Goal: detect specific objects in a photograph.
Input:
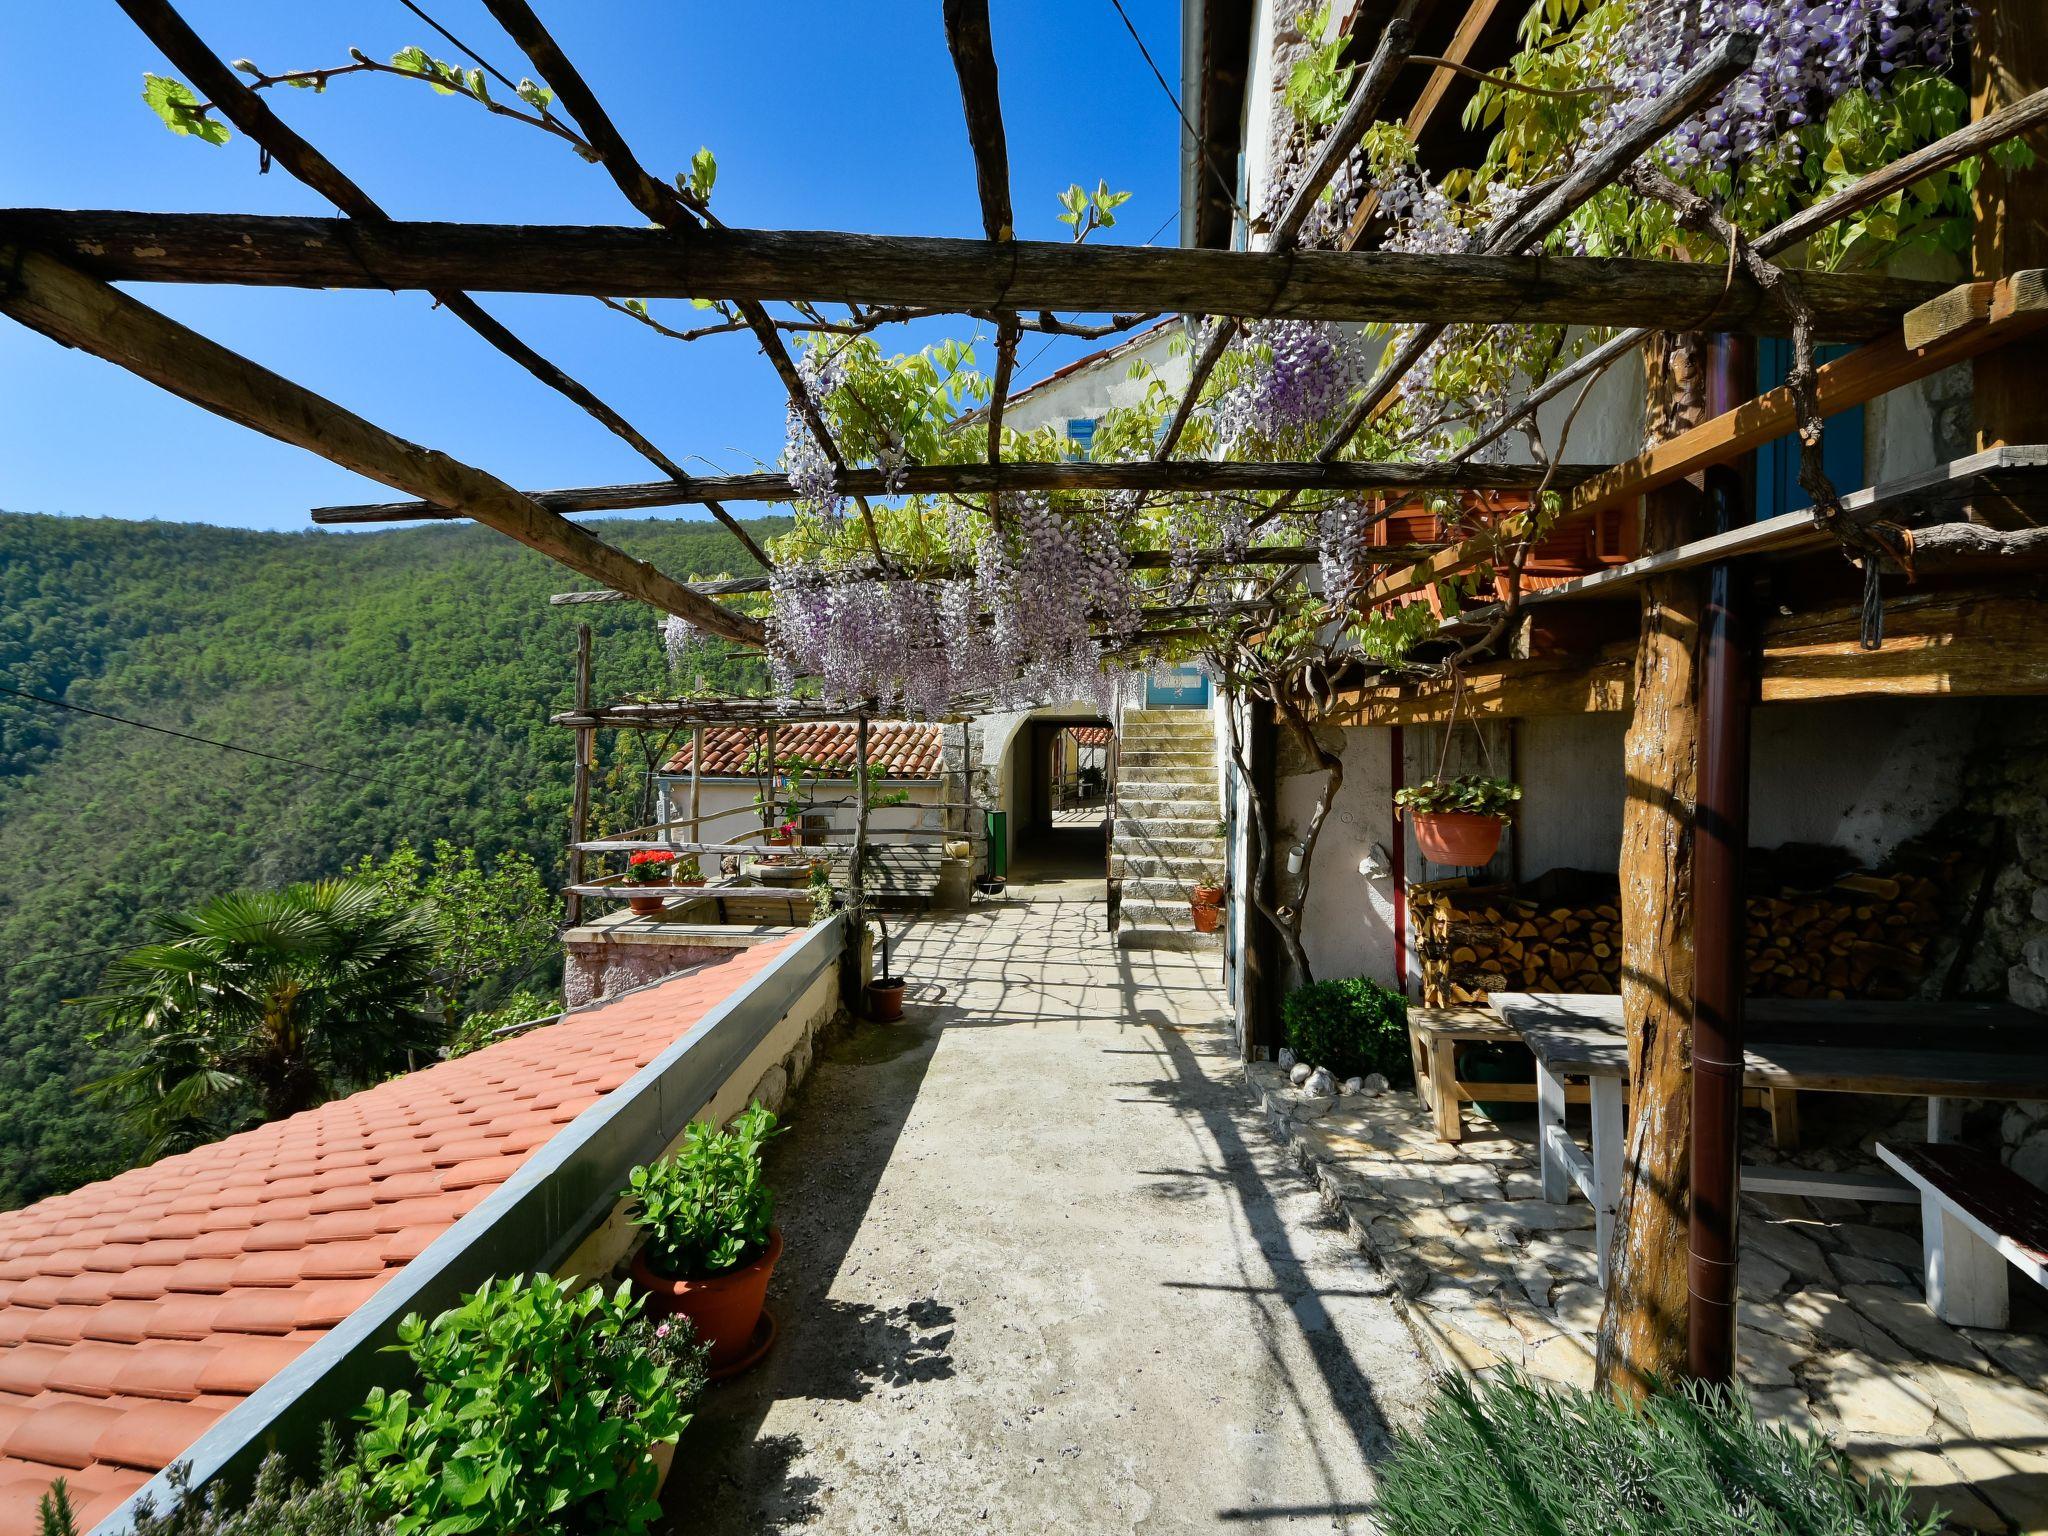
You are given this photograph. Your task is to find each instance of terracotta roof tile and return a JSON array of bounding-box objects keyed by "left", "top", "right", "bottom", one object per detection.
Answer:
[
  {"left": 0, "top": 936, "right": 796, "bottom": 1527},
  {"left": 660, "top": 720, "right": 944, "bottom": 779}
]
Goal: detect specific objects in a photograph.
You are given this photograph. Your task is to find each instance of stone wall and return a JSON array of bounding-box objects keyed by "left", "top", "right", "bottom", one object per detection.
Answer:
[
  {"left": 1945, "top": 702, "right": 2048, "bottom": 1187},
  {"left": 564, "top": 936, "right": 757, "bottom": 1008}
]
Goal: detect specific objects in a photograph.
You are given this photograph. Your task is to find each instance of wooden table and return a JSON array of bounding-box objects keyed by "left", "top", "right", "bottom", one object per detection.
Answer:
[{"left": 1490, "top": 993, "right": 2048, "bottom": 1284}]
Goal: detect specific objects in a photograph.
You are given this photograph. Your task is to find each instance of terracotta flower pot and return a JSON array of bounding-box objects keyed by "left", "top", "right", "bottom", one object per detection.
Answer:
[
  {"left": 1410, "top": 811, "right": 1504, "bottom": 868},
  {"left": 866, "top": 977, "right": 906, "bottom": 1022},
  {"left": 1191, "top": 900, "right": 1223, "bottom": 934},
  {"left": 1192, "top": 884, "right": 1225, "bottom": 907},
  {"left": 628, "top": 893, "right": 665, "bottom": 915},
  {"left": 631, "top": 1227, "right": 782, "bottom": 1373}
]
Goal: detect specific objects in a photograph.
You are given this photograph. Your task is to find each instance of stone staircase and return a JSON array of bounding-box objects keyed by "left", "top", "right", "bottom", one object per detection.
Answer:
[{"left": 1113, "top": 708, "right": 1224, "bottom": 950}]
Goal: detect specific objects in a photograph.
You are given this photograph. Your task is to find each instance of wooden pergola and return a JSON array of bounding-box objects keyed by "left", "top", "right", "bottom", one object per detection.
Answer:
[{"left": 8, "top": 0, "right": 2048, "bottom": 1402}]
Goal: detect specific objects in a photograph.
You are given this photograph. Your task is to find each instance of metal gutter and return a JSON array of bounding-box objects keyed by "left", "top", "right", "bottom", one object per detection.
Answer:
[{"left": 90, "top": 915, "right": 844, "bottom": 1535}]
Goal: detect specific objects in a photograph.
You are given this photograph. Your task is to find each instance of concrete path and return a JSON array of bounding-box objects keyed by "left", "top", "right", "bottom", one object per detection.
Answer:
[{"left": 667, "top": 879, "right": 1434, "bottom": 1535}]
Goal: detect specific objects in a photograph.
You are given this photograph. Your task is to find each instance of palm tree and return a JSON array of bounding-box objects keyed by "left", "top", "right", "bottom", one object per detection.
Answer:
[{"left": 80, "top": 880, "right": 443, "bottom": 1156}]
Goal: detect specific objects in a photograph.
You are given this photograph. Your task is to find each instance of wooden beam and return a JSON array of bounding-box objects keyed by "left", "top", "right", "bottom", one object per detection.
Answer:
[
  {"left": 0, "top": 243, "right": 764, "bottom": 645},
  {"left": 112, "top": 0, "right": 772, "bottom": 572},
  {"left": 1156, "top": 19, "right": 1413, "bottom": 458},
  {"left": 1315, "top": 33, "right": 1758, "bottom": 465},
  {"left": 315, "top": 457, "right": 1588, "bottom": 523},
  {"left": 1323, "top": 586, "right": 2048, "bottom": 721},
  {"left": 1343, "top": 0, "right": 1506, "bottom": 249},
  {"left": 942, "top": 0, "right": 1014, "bottom": 243},
  {"left": 5, "top": 211, "right": 1945, "bottom": 338},
  {"left": 1974, "top": 0, "right": 2048, "bottom": 446},
  {"left": 1364, "top": 271, "right": 2048, "bottom": 606}
]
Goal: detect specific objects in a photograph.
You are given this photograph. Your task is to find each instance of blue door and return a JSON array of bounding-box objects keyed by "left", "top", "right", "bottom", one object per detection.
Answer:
[{"left": 1144, "top": 664, "right": 1212, "bottom": 709}]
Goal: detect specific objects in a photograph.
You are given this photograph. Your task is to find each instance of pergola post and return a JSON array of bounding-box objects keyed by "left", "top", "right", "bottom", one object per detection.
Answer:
[
  {"left": 688, "top": 724, "right": 704, "bottom": 841},
  {"left": 1596, "top": 331, "right": 1711, "bottom": 1399},
  {"left": 566, "top": 623, "right": 593, "bottom": 929},
  {"left": 845, "top": 712, "right": 872, "bottom": 1009}
]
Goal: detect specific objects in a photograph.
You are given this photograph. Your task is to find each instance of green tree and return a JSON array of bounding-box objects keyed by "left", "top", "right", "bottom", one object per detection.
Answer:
[
  {"left": 79, "top": 880, "right": 442, "bottom": 1155},
  {"left": 351, "top": 840, "right": 562, "bottom": 1027}
]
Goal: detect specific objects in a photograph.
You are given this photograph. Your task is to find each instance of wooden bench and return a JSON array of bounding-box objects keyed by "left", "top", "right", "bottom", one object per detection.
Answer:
[
  {"left": 1407, "top": 1006, "right": 1593, "bottom": 1143},
  {"left": 1877, "top": 1141, "right": 2048, "bottom": 1329}
]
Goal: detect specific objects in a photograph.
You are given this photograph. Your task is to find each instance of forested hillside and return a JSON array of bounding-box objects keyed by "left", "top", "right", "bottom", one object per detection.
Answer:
[{"left": 0, "top": 509, "right": 783, "bottom": 1209}]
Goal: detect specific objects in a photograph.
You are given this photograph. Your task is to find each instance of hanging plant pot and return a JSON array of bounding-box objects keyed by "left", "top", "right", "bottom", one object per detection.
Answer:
[
  {"left": 1411, "top": 811, "right": 1505, "bottom": 868},
  {"left": 631, "top": 1227, "right": 782, "bottom": 1375},
  {"left": 1191, "top": 900, "right": 1223, "bottom": 934},
  {"left": 866, "top": 975, "right": 906, "bottom": 1021},
  {"left": 627, "top": 893, "right": 666, "bottom": 915}
]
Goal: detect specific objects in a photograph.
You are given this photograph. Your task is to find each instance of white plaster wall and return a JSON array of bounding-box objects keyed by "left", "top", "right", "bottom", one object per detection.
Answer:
[
  {"left": 1241, "top": 0, "right": 1279, "bottom": 222},
  {"left": 1278, "top": 726, "right": 1400, "bottom": 986},
  {"left": 1400, "top": 699, "right": 1983, "bottom": 883},
  {"left": 1751, "top": 698, "right": 1982, "bottom": 862},
  {"left": 1000, "top": 327, "right": 1188, "bottom": 434},
  {"left": 1516, "top": 713, "right": 1629, "bottom": 877}
]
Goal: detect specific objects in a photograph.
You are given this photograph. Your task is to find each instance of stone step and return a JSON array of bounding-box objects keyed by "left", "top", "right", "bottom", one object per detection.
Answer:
[
  {"left": 1118, "top": 777, "right": 1219, "bottom": 800},
  {"left": 1120, "top": 876, "right": 1223, "bottom": 902},
  {"left": 1119, "top": 727, "right": 1211, "bottom": 746},
  {"left": 1116, "top": 747, "right": 1214, "bottom": 769},
  {"left": 1110, "top": 834, "right": 1225, "bottom": 860},
  {"left": 1120, "top": 795, "right": 1218, "bottom": 821},
  {"left": 1116, "top": 923, "right": 1222, "bottom": 952},
  {"left": 1116, "top": 814, "right": 1225, "bottom": 841},
  {"left": 1111, "top": 851, "right": 1224, "bottom": 880}
]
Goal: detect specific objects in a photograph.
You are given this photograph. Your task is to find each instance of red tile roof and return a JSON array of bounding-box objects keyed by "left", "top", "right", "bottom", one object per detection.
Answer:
[
  {"left": 0, "top": 937, "right": 796, "bottom": 1533},
  {"left": 660, "top": 721, "right": 943, "bottom": 780},
  {"left": 1066, "top": 726, "right": 1112, "bottom": 748}
]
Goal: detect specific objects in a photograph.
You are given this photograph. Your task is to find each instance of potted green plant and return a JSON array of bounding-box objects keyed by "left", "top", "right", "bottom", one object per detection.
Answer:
[
  {"left": 352, "top": 1274, "right": 700, "bottom": 1534},
  {"left": 1190, "top": 867, "right": 1225, "bottom": 932},
  {"left": 673, "top": 852, "right": 704, "bottom": 888},
  {"left": 625, "top": 849, "right": 676, "bottom": 913},
  {"left": 623, "top": 1103, "right": 783, "bottom": 1375},
  {"left": 1393, "top": 775, "right": 1521, "bottom": 867},
  {"left": 866, "top": 916, "right": 906, "bottom": 1021}
]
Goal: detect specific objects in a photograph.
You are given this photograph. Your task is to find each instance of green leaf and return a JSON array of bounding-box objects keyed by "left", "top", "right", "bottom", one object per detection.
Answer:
[
  {"left": 142, "top": 74, "right": 230, "bottom": 146},
  {"left": 515, "top": 77, "right": 552, "bottom": 112},
  {"left": 689, "top": 146, "right": 718, "bottom": 202}
]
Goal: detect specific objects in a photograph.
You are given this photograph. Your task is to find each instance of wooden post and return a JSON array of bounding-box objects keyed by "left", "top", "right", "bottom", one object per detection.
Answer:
[
  {"left": 688, "top": 724, "right": 704, "bottom": 839},
  {"left": 761, "top": 724, "right": 778, "bottom": 834},
  {"left": 566, "top": 624, "right": 592, "bottom": 929},
  {"left": 1596, "top": 331, "right": 1711, "bottom": 1399},
  {"left": 846, "top": 713, "right": 872, "bottom": 1009},
  {"left": 1974, "top": 0, "right": 2048, "bottom": 446}
]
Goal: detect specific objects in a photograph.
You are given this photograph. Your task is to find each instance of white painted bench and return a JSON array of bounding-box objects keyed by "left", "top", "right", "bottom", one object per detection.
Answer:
[{"left": 1876, "top": 1141, "right": 2048, "bottom": 1330}]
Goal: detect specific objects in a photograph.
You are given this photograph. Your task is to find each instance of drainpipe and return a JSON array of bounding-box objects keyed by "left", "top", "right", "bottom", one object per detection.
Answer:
[
  {"left": 1390, "top": 725, "right": 1408, "bottom": 996},
  {"left": 1687, "top": 334, "right": 1757, "bottom": 1385}
]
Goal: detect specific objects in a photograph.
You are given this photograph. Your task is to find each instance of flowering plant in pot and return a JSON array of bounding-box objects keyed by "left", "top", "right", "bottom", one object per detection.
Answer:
[
  {"left": 1393, "top": 776, "right": 1521, "bottom": 867},
  {"left": 623, "top": 1103, "right": 783, "bottom": 1375},
  {"left": 624, "top": 849, "right": 676, "bottom": 913}
]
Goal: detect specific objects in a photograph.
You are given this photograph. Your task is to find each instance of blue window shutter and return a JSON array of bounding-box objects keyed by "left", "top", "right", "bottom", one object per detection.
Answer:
[
  {"left": 1065, "top": 417, "right": 1098, "bottom": 459},
  {"left": 1755, "top": 339, "right": 1863, "bottom": 520}
]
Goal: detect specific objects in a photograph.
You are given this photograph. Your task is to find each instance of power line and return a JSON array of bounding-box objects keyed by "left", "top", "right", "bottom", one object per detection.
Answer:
[
  {"left": 0, "top": 684, "right": 362, "bottom": 781},
  {"left": 1104, "top": 0, "right": 1248, "bottom": 226}
]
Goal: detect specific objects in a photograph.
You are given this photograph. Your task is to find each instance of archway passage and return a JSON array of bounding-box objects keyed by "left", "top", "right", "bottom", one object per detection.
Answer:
[{"left": 1010, "top": 718, "right": 1113, "bottom": 882}]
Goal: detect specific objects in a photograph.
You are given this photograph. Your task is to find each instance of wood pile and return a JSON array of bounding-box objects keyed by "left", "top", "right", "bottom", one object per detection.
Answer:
[{"left": 1412, "top": 854, "right": 1967, "bottom": 1007}]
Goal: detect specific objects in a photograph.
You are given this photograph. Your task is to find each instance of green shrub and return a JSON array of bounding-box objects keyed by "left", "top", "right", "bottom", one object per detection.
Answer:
[
  {"left": 122, "top": 1436, "right": 384, "bottom": 1535},
  {"left": 1282, "top": 976, "right": 1410, "bottom": 1085},
  {"left": 1376, "top": 1371, "right": 1943, "bottom": 1536},
  {"left": 623, "top": 1102, "right": 780, "bottom": 1279},
  {"left": 353, "top": 1275, "right": 691, "bottom": 1536}
]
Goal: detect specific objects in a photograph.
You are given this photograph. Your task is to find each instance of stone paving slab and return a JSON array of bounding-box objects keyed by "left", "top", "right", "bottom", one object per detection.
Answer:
[{"left": 1246, "top": 1061, "right": 2048, "bottom": 1535}]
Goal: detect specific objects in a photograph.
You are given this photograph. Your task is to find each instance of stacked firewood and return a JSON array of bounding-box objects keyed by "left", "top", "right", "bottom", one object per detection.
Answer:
[{"left": 1412, "top": 855, "right": 1966, "bottom": 1008}]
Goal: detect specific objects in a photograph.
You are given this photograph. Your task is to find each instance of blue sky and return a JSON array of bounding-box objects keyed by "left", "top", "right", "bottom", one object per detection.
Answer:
[{"left": 3, "top": 2, "right": 1183, "bottom": 530}]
